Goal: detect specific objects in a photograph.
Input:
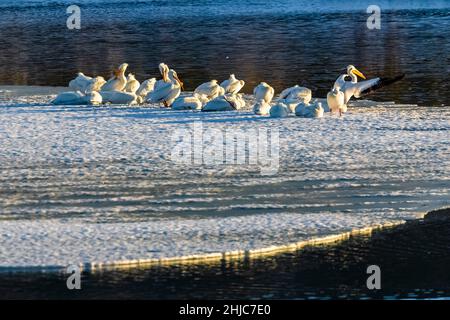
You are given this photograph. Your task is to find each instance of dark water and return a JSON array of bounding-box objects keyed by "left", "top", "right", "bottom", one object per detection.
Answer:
[
  {"left": 1, "top": 1, "right": 450, "bottom": 300},
  {"left": 0, "top": 0, "right": 449, "bottom": 105},
  {"left": 1, "top": 210, "right": 449, "bottom": 299}
]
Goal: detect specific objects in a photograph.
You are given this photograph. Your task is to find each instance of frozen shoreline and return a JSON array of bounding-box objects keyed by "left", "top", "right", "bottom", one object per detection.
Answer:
[{"left": 0, "top": 86, "right": 449, "bottom": 271}]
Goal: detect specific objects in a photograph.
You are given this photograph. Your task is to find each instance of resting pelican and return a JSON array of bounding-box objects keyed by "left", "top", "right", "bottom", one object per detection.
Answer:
[
  {"left": 194, "top": 80, "right": 225, "bottom": 101},
  {"left": 270, "top": 102, "right": 290, "bottom": 118},
  {"left": 220, "top": 74, "right": 245, "bottom": 94},
  {"left": 172, "top": 96, "right": 203, "bottom": 110},
  {"left": 253, "top": 82, "right": 275, "bottom": 103},
  {"left": 279, "top": 85, "right": 312, "bottom": 113},
  {"left": 69, "top": 73, "right": 106, "bottom": 94},
  {"left": 334, "top": 65, "right": 405, "bottom": 104},
  {"left": 146, "top": 69, "right": 183, "bottom": 107},
  {"left": 327, "top": 88, "right": 345, "bottom": 115},
  {"left": 136, "top": 78, "right": 157, "bottom": 98},
  {"left": 279, "top": 85, "right": 312, "bottom": 102},
  {"left": 253, "top": 100, "right": 271, "bottom": 116},
  {"left": 202, "top": 93, "right": 245, "bottom": 112},
  {"left": 100, "top": 91, "right": 138, "bottom": 105},
  {"left": 125, "top": 73, "right": 140, "bottom": 94},
  {"left": 52, "top": 91, "right": 102, "bottom": 105},
  {"left": 295, "top": 101, "right": 324, "bottom": 118},
  {"left": 101, "top": 63, "right": 129, "bottom": 92}
]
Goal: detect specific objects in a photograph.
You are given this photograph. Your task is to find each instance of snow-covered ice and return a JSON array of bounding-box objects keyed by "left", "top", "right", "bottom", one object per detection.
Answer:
[{"left": 0, "top": 86, "right": 449, "bottom": 270}]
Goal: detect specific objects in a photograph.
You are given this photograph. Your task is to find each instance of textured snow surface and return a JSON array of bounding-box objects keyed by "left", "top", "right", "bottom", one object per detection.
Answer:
[{"left": 0, "top": 86, "right": 449, "bottom": 269}]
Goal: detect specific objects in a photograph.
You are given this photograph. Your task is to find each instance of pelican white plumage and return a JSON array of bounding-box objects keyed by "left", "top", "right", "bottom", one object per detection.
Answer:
[
  {"left": 146, "top": 69, "right": 183, "bottom": 107},
  {"left": 172, "top": 96, "right": 203, "bottom": 110},
  {"left": 279, "top": 85, "right": 312, "bottom": 113},
  {"left": 68, "top": 72, "right": 91, "bottom": 91},
  {"left": 101, "top": 63, "right": 129, "bottom": 92},
  {"left": 193, "top": 93, "right": 211, "bottom": 105},
  {"left": 279, "top": 85, "right": 312, "bottom": 103},
  {"left": 327, "top": 87, "right": 345, "bottom": 115},
  {"left": 253, "top": 82, "right": 275, "bottom": 103},
  {"left": 253, "top": 100, "right": 271, "bottom": 116},
  {"left": 100, "top": 91, "right": 138, "bottom": 105},
  {"left": 125, "top": 73, "right": 140, "bottom": 94},
  {"left": 154, "top": 63, "right": 170, "bottom": 90},
  {"left": 334, "top": 65, "right": 405, "bottom": 105},
  {"left": 270, "top": 102, "right": 290, "bottom": 118},
  {"left": 86, "top": 77, "right": 106, "bottom": 93},
  {"left": 194, "top": 80, "right": 225, "bottom": 101},
  {"left": 52, "top": 91, "right": 103, "bottom": 105},
  {"left": 69, "top": 73, "right": 106, "bottom": 94},
  {"left": 295, "top": 101, "right": 324, "bottom": 118},
  {"left": 202, "top": 93, "right": 245, "bottom": 112},
  {"left": 136, "top": 78, "right": 156, "bottom": 98},
  {"left": 220, "top": 74, "right": 245, "bottom": 94},
  {"left": 233, "top": 93, "right": 246, "bottom": 110}
]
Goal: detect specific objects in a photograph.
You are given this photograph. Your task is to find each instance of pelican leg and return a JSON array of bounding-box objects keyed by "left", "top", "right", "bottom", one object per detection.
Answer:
[{"left": 163, "top": 100, "right": 168, "bottom": 108}]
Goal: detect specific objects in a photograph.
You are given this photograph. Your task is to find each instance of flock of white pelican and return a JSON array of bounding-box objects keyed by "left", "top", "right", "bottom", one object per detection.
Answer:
[{"left": 52, "top": 62, "right": 404, "bottom": 118}]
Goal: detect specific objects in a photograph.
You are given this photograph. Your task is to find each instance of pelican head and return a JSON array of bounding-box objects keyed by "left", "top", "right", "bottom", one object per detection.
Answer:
[
  {"left": 113, "top": 63, "right": 128, "bottom": 78},
  {"left": 127, "top": 73, "right": 135, "bottom": 81},
  {"left": 159, "top": 62, "right": 168, "bottom": 74},
  {"left": 89, "top": 76, "right": 106, "bottom": 92},
  {"left": 331, "top": 87, "right": 340, "bottom": 95},
  {"left": 347, "top": 65, "right": 366, "bottom": 80},
  {"left": 119, "top": 63, "right": 128, "bottom": 72},
  {"left": 159, "top": 63, "right": 170, "bottom": 82}
]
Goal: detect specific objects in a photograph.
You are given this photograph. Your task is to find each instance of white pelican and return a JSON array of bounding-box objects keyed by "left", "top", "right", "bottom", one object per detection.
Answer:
[
  {"left": 279, "top": 85, "right": 312, "bottom": 113},
  {"left": 146, "top": 69, "right": 183, "bottom": 107},
  {"left": 125, "top": 73, "right": 140, "bottom": 94},
  {"left": 194, "top": 80, "right": 225, "bottom": 101},
  {"left": 269, "top": 102, "right": 290, "bottom": 118},
  {"left": 253, "top": 82, "right": 274, "bottom": 103},
  {"left": 279, "top": 85, "right": 312, "bottom": 103},
  {"left": 295, "top": 101, "right": 324, "bottom": 118},
  {"left": 220, "top": 74, "right": 245, "bottom": 94},
  {"left": 172, "top": 96, "right": 203, "bottom": 110},
  {"left": 52, "top": 91, "right": 102, "bottom": 105},
  {"left": 253, "top": 100, "right": 271, "bottom": 116},
  {"left": 100, "top": 91, "right": 138, "bottom": 105},
  {"left": 101, "top": 63, "right": 129, "bottom": 92},
  {"left": 136, "top": 78, "right": 156, "bottom": 98},
  {"left": 334, "top": 65, "right": 405, "bottom": 104},
  {"left": 202, "top": 93, "right": 245, "bottom": 112},
  {"left": 326, "top": 88, "right": 345, "bottom": 115},
  {"left": 69, "top": 73, "right": 106, "bottom": 94}
]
